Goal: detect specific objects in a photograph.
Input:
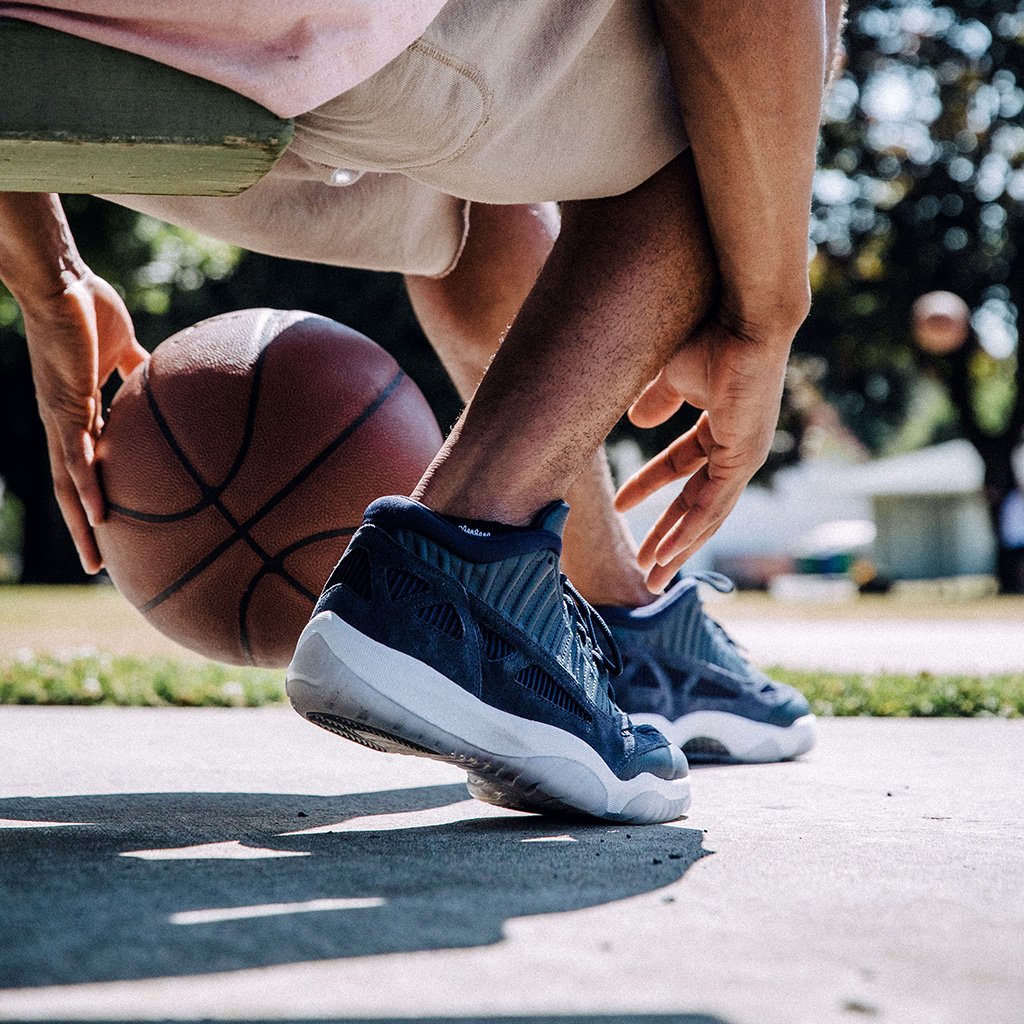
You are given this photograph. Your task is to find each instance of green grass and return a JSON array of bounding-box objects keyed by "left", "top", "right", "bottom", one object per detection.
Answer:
[
  {"left": 0, "top": 652, "right": 284, "bottom": 707},
  {"left": 1, "top": 651, "right": 1022, "bottom": 717},
  {"left": 772, "top": 667, "right": 1024, "bottom": 718}
]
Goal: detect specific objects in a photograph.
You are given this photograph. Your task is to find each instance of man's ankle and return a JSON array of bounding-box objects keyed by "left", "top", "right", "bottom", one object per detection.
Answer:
[
  {"left": 569, "top": 572, "right": 657, "bottom": 610},
  {"left": 413, "top": 478, "right": 557, "bottom": 531}
]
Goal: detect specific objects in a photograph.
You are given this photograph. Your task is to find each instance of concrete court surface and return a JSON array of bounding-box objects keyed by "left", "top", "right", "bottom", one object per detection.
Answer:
[
  {"left": 704, "top": 602, "right": 1024, "bottom": 675},
  {"left": 708, "top": 612, "right": 1024, "bottom": 675},
  {"left": 1, "top": 707, "right": 1022, "bottom": 1024}
]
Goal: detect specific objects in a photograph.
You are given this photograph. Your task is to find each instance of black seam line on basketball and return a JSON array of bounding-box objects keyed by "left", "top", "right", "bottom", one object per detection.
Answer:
[
  {"left": 116, "top": 312, "right": 291, "bottom": 521},
  {"left": 216, "top": 316, "right": 277, "bottom": 499},
  {"left": 110, "top": 349, "right": 271, "bottom": 524},
  {"left": 106, "top": 498, "right": 207, "bottom": 524},
  {"left": 237, "top": 526, "right": 357, "bottom": 664},
  {"left": 137, "top": 349, "right": 314, "bottom": 608},
  {"left": 109, "top": 315, "right": 305, "bottom": 525},
  {"left": 139, "top": 369, "right": 407, "bottom": 615},
  {"left": 240, "top": 369, "right": 406, "bottom": 532}
]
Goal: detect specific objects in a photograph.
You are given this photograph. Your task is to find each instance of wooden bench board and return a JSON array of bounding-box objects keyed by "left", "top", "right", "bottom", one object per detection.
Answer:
[{"left": 0, "top": 18, "right": 293, "bottom": 195}]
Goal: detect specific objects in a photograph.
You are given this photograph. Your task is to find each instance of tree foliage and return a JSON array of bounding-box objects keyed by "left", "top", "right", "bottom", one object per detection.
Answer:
[
  {"left": 4, "top": 0, "right": 1024, "bottom": 580},
  {"left": 805, "top": 0, "right": 1024, "bottom": 451}
]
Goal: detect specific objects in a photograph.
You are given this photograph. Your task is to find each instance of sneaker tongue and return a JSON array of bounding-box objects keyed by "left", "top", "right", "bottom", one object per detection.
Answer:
[{"left": 529, "top": 500, "right": 570, "bottom": 540}]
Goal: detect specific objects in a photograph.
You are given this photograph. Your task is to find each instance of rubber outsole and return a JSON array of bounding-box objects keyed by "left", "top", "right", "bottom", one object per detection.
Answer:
[
  {"left": 285, "top": 612, "right": 691, "bottom": 824},
  {"left": 629, "top": 709, "right": 817, "bottom": 764}
]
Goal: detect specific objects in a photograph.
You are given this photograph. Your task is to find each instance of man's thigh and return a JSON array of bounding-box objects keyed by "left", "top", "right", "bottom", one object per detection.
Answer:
[
  {"left": 107, "top": 0, "right": 686, "bottom": 278},
  {"left": 289, "top": 0, "right": 688, "bottom": 205},
  {"left": 105, "top": 151, "right": 470, "bottom": 278}
]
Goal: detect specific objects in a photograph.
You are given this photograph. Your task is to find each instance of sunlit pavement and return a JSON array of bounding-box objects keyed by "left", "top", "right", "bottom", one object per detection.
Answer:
[
  {"left": 714, "top": 613, "right": 1024, "bottom": 674},
  {"left": 1, "top": 707, "right": 1021, "bottom": 1024},
  {"left": 5, "top": 585, "right": 1023, "bottom": 676},
  {"left": 623, "top": 487, "right": 1024, "bottom": 677}
]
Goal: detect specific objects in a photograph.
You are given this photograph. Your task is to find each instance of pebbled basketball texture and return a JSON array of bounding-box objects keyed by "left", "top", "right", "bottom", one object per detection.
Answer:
[{"left": 94, "top": 308, "right": 443, "bottom": 667}]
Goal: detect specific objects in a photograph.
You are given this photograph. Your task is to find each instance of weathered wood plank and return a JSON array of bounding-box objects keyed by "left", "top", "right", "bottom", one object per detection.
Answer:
[{"left": 0, "top": 18, "right": 293, "bottom": 195}]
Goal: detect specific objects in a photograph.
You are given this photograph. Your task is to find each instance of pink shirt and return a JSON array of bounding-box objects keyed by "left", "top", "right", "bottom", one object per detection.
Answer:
[{"left": 0, "top": 2, "right": 449, "bottom": 117}]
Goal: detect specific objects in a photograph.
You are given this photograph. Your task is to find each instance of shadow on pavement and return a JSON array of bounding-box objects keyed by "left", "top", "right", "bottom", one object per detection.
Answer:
[{"left": 0, "top": 785, "right": 710, "bottom": 988}]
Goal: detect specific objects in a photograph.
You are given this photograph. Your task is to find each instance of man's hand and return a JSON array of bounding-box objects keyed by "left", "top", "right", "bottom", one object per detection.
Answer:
[
  {"left": 0, "top": 193, "right": 147, "bottom": 573},
  {"left": 614, "top": 0, "right": 836, "bottom": 592},
  {"left": 22, "top": 271, "right": 147, "bottom": 573},
  {"left": 615, "top": 306, "right": 797, "bottom": 593}
]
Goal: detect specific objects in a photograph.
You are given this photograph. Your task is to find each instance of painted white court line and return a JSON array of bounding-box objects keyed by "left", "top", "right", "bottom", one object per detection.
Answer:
[
  {"left": 170, "top": 897, "right": 385, "bottom": 926},
  {"left": 121, "top": 840, "right": 309, "bottom": 860},
  {"left": 0, "top": 818, "right": 93, "bottom": 829}
]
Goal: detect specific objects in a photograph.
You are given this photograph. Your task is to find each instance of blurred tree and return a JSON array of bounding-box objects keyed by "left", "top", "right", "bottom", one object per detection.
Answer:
[
  {"left": 805, "top": 0, "right": 1024, "bottom": 589},
  {"left": 5, "top": 0, "right": 1024, "bottom": 584}
]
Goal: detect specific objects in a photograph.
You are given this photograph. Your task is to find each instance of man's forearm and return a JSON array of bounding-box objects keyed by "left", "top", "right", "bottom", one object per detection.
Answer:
[
  {"left": 655, "top": 0, "right": 828, "bottom": 332},
  {"left": 0, "top": 192, "right": 87, "bottom": 311}
]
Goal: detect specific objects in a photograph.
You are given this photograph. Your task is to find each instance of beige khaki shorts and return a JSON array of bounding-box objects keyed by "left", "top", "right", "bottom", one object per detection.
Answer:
[{"left": 113, "top": 0, "right": 687, "bottom": 277}]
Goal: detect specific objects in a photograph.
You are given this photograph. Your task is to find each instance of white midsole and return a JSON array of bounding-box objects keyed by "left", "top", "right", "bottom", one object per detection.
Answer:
[
  {"left": 286, "top": 612, "right": 690, "bottom": 818},
  {"left": 629, "top": 709, "right": 817, "bottom": 762}
]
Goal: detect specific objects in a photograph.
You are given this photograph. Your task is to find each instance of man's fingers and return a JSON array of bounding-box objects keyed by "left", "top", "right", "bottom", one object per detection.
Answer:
[
  {"left": 636, "top": 465, "right": 723, "bottom": 570},
  {"left": 646, "top": 551, "right": 690, "bottom": 595},
  {"left": 93, "top": 389, "right": 105, "bottom": 436},
  {"left": 117, "top": 339, "right": 149, "bottom": 380},
  {"left": 628, "top": 367, "right": 685, "bottom": 429},
  {"left": 614, "top": 412, "right": 712, "bottom": 513},
  {"left": 46, "top": 439, "right": 103, "bottom": 574},
  {"left": 614, "top": 438, "right": 705, "bottom": 513},
  {"left": 634, "top": 425, "right": 719, "bottom": 567},
  {"left": 636, "top": 484, "right": 693, "bottom": 570},
  {"left": 55, "top": 480, "right": 103, "bottom": 574},
  {"left": 647, "top": 511, "right": 729, "bottom": 593},
  {"left": 645, "top": 511, "right": 726, "bottom": 593},
  {"left": 59, "top": 425, "right": 105, "bottom": 529},
  {"left": 636, "top": 452, "right": 752, "bottom": 575},
  {"left": 643, "top": 389, "right": 776, "bottom": 566},
  {"left": 630, "top": 329, "right": 716, "bottom": 429},
  {"left": 651, "top": 466, "right": 742, "bottom": 565}
]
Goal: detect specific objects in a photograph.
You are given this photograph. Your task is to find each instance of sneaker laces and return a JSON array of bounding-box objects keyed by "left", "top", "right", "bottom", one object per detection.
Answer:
[
  {"left": 684, "top": 572, "right": 776, "bottom": 691},
  {"left": 682, "top": 571, "right": 751, "bottom": 659},
  {"left": 560, "top": 574, "right": 623, "bottom": 679}
]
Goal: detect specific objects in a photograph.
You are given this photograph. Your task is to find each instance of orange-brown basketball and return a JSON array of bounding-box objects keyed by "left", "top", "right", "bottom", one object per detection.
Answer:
[{"left": 94, "top": 308, "right": 443, "bottom": 667}]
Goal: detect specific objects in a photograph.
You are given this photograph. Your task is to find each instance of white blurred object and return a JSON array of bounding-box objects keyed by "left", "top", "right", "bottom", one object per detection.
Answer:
[
  {"left": 793, "top": 519, "right": 877, "bottom": 559},
  {"left": 768, "top": 574, "right": 859, "bottom": 603}
]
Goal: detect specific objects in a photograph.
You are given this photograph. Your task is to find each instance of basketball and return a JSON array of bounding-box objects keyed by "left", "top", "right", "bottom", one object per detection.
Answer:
[{"left": 94, "top": 308, "right": 443, "bottom": 667}]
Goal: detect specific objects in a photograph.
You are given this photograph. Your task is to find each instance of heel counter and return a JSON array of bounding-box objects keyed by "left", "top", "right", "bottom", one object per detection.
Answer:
[
  {"left": 314, "top": 529, "right": 373, "bottom": 618},
  {"left": 313, "top": 524, "right": 400, "bottom": 619}
]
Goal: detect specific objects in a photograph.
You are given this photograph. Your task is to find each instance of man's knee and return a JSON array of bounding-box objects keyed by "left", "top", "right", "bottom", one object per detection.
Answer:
[
  {"left": 408, "top": 201, "right": 559, "bottom": 344},
  {"left": 460, "top": 201, "right": 560, "bottom": 274}
]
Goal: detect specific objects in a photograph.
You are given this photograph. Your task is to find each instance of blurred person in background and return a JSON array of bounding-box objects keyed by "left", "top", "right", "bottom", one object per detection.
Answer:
[{"left": 913, "top": 291, "right": 1024, "bottom": 594}]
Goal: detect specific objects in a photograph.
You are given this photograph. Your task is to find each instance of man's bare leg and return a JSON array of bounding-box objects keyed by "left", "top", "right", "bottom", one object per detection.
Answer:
[
  {"left": 411, "top": 150, "right": 715, "bottom": 550},
  {"left": 289, "top": 154, "right": 709, "bottom": 821},
  {"left": 411, "top": 0, "right": 846, "bottom": 581},
  {"left": 406, "top": 202, "right": 664, "bottom": 608}
]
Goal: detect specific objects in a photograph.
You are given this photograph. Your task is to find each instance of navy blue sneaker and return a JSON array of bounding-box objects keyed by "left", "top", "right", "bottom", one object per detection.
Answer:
[
  {"left": 286, "top": 496, "right": 690, "bottom": 823},
  {"left": 598, "top": 574, "right": 816, "bottom": 763}
]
